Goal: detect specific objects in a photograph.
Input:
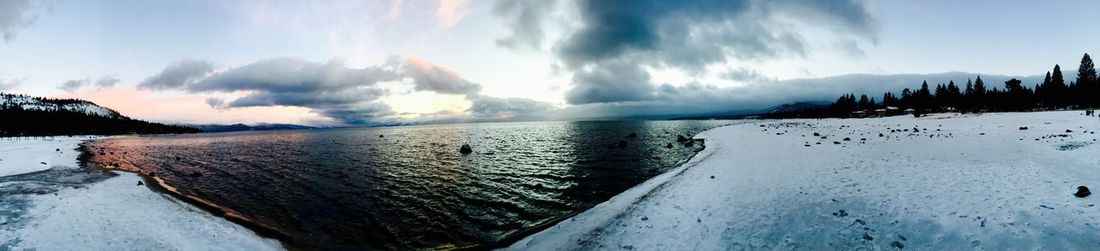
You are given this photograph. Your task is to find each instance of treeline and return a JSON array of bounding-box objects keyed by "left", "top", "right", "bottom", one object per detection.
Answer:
[
  {"left": 827, "top": 53, "right": 1100, "bottom": 117},
  {"left": 1, "top": 93, "right": 200, "bottom": 136}
]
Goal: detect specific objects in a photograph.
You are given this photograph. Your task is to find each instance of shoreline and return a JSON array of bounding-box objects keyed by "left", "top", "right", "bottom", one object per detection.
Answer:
[
  {"left": 508, "top": 111, "right": 1100, "bottom": 249},
  {"left": 76, "top": 139, "right": 306, "bottom": 250},
  {"left": 487, "top": 138, "right": 710, "bottom": 249},
  {"left": 76, "top": 135, "right": 714, "bottom": 250},
  {"left": 0, "top": 136, "right": 282, "bottom": 250}
]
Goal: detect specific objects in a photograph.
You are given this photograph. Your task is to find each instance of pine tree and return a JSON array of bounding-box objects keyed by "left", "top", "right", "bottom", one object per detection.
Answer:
[
  {"left": 973, "top": 76, "right": 987, "bottom": 111},
  {"left": 1077, "top": 53, "right": 1098, "bottom": 107}
]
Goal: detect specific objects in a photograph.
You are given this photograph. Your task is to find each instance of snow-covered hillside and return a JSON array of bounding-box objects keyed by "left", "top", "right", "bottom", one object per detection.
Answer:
[
  {"left": 510, "top": 111, "right": 1100, "bottom": 250},
  {"left": 0, "top": 93, "right": 123, "bottom": 119}
]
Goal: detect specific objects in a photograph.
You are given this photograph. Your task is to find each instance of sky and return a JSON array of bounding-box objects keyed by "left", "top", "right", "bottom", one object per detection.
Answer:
[{"left": 0, "top": 0, "right": 1098, "bottom": 125}]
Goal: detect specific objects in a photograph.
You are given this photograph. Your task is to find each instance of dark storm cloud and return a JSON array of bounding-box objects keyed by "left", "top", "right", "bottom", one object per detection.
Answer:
[
  {"left": 138, "top": 60, "right": 216, "bottom": 90},
  {"left": 143, "top": 57, "right": 489, "bottom": 125},
  {"left": 0, "top": 0, "right": 37, "bottom": 42},
  {"left": 491, "top": 0, "right": 556, "bottom": 50},
  {"left": 313, "top": 102, "right": 395, "bottom": 125},
  {"left": 497, "top": 0, "right": 878, "bottom": 106},
  {"left": 467, "top": 95, "right": 554, "bottom": 118},
  {"left": 188, "top": 58, "right": 401, "bottom": 93},
  {"left": 565, "top": 60, "right": 655, "bottom": 104}
]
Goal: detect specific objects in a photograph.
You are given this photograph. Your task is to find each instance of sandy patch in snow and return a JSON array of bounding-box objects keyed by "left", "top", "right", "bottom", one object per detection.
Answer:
[
  {"left": 509, "top": 111, "right": 1100, "bottom": 250},
  {"left": 0, "top": 137, "right": 282, "bottom": 250}
]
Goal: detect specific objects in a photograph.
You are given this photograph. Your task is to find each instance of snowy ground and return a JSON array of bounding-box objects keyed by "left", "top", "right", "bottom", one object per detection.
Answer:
[
  {"left": 509, "top": 111, "right": 1100, "bottom": 250},
  {"left": 0, "top": 137, "right": 282, "bottom": 250}
]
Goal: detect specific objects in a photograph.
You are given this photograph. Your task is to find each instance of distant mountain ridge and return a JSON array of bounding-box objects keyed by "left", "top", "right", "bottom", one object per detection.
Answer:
[
  {"left": 0, "top": 93, "right": 199, "bottom": 136},
  {"left": 184, "top": 123, "right": 318, "bottom": 133}
]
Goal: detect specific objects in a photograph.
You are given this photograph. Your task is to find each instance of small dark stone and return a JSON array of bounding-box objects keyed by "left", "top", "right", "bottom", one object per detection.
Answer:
[
  {"left": 833, "top": 141, "right": 841, "bottom": 145},
  {"left": 379, "top": 135, "right": 384, "bottom": 138},
  {"left": 879, "top": 133, "right": 884, "bottom": 137},
  {"left": 39, "top": 162, "right": 46, "bottom": 165},
  {"left": 1019, "top": 127, "right": 1028, "bottom": 130},
  {"left": 641, "top": 216, "right": 648, "bottom": 221},
  {"left": 891, "top": 241, "right": 904, "bottom": 249},
  {"left": 55, "top": 148, "right": 60, "bottom": 151},
  {"left": 459, "top": 144, "right": 473, "bottom": 154},
  {"left": 665, "top": 143, "right": 674, "bottom": 148},
  {"left": 813, "top": 132, "right": 821, "bottom": 136},
  {"left": 710, "top": 175, "right": 715, "bottom": 179},
  {"left": 175, "top": 156, "right": 181, "bottom": 161},
  {"left": 676, "top": 134, "right": 689, "bottom": 142},
  {"left": 843, "top": 137, "right": 851, "bottom": 141},
  {"left": 862, "top": 233, "right": 874, "bottom": 241},
  {"left": 137, "top": 181, "right": 144, "bottom": 186},
  {"left": 1066, "top": 129, "right": 1074, "bottom": 133},
  {"left": 1075, "top": 186, "right": 1091, "bottom": 198}
]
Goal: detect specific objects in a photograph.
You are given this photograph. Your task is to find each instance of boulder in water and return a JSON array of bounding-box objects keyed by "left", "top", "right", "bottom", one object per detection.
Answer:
[
  {"left": 459, "top": 144, "right": 473, "bottom": 154},
  {"left": 1075, "top": 186, "right": 1091, "bottom": 198},
  {"left": 665, "top": 143, "right": 673, "bottom": 148},
  {"left": 628, "top": 132, "right": 637, "bottom": 138},
  {"left": 676, "top": 134, "right": 688, "bottom": 142}
]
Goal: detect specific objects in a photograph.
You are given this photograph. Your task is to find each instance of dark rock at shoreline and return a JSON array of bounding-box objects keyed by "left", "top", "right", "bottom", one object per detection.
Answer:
[
  {"left": 1075, "top": 186, "right": 1091, "bottom": 198},
  {"left": 676, "top": 134, "right": 688, "bottom": 142},
  {"left": 684, "top": 140, "right": 695, "bottom": 147},
  {"left": 137, "top": 180, "right": 144, "bottom": 186},
  {"left": 459, "top": 144, "right": 473, "bottom": 154}
]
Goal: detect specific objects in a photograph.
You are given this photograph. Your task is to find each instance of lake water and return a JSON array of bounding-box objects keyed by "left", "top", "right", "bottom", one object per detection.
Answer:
[{"left": 83, "top": 120, "right": 735, "bottom": 250}]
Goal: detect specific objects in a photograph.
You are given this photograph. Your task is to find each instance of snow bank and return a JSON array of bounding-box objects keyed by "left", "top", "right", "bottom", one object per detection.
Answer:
[
  {"left": 0, "top": 137, "right": 282, "bottom": 250},
  {"left": 509, "top": 111, "right": 1100, "bottom": 250},
  {"left": 0, "top": 136, "right": 91, "bottom": 177}
]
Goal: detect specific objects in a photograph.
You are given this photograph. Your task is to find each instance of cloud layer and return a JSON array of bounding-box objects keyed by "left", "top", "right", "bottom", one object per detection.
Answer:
[
  {"left": 58, "top": 76, "right": 120, "bottom": 92},
  {"left": 0, "top": 0, "right": 36, "bottom": 42},
  {"left": 140, "top": 56, "right": 550, "bottom": 125},
  {"left": 496, "top": 0, "right": 879, "bottom": 106}
]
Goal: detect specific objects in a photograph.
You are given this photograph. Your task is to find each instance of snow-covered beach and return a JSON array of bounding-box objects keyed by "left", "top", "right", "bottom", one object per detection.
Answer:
[
  {"left": 510, "top": 111, "right": 1100, "bottom": 250},
  {"left": 0, "top": 136, "right": 281, "bottom": 250}
]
